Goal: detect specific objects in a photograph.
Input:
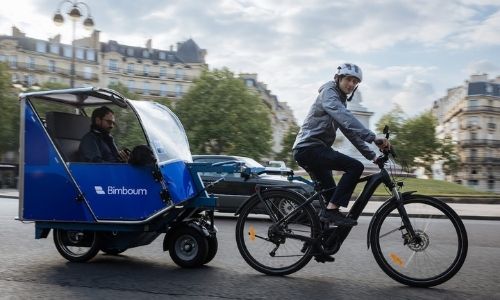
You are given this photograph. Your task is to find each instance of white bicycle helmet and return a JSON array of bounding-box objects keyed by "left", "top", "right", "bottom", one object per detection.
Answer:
[{"left": 336, "top": 63, "right": 362, "bottom": 82}]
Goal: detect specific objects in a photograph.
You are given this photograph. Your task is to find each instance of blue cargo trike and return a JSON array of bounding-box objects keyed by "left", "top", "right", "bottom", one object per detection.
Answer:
[{"left": 17, "top": 87, "right": 240, "bottom": 267}]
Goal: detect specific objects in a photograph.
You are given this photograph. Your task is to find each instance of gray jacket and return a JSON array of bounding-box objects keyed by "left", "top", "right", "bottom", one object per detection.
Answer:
[{"left": 293, "top": 81, "right": 377, "bottom": 160}]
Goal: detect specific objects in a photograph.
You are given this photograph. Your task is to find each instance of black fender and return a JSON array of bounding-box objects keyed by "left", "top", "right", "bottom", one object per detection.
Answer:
[
  {"left": 163, "top": 219, "right": 216, "bottom": 251},
  {"left": 366, "top": 191, "right": 417, "bottom": 249},
  {"left": 234, "top": 187, "right": 308, "bottom": 216}
]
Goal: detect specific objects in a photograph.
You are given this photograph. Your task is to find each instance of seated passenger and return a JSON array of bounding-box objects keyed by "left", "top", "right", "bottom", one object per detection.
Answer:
[{"left": 79, "top": 106, "right": 130, "bottom": 163}]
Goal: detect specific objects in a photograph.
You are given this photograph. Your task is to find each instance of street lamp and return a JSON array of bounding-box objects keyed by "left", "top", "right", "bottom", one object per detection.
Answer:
[{"left": 52, "top": 0, "right": 95, "bottom": 88}]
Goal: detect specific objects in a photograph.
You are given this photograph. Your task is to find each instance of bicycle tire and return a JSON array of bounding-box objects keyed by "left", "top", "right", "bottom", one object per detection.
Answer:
[
  {"left": 370, "top": 194, "right": 468, "bottom": 287},
  {"left": 235, "top": 189, "right": 320, "bottom": 276}
]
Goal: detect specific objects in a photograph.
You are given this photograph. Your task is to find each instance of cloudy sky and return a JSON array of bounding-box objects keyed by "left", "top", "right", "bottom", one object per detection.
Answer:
[{"left": 1, "top": 0, "right": 499, "bottom": 127}]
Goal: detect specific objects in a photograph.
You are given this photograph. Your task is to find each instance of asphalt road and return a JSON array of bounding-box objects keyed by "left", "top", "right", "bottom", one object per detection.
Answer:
[{"left": 1, "top": 197, "right": 499, "bottom": 299}]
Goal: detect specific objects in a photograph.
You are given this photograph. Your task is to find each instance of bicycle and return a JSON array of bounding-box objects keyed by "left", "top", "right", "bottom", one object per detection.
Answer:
[{"left": 235, "top": 127, "right": 468, "bottom": 287}]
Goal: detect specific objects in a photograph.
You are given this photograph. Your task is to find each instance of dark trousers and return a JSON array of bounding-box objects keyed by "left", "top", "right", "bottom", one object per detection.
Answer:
[{"left": 293, "top": 145, "right": 364, "bottom": 207}]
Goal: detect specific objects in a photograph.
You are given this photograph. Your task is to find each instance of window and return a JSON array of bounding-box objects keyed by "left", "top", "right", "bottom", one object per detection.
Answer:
[
  {"left": 143, "top": 65, "right": 150, "bottom": 76},
  {"left": 175, "top": 68, "right": 183, "bottom": 80},
  {"left": 470, "top": 132, "right": 477, "bottom": 140},
  {"left": 127, "top": 48, "right": 134, "bottom": 56},
  {"left": 8, "top": 56, "right": 17, "bottom": 68},
  {"left": 246, "top": 79, "right": 254, "bottom": 87},
  {"left": 109, "top": 59, "right": 118, "bottom": 71},
  {"left": 470, "top": 149, "right": 477, "bottom": 162},
  {"left": 24, "top": 74, "right": 34, "bottom": 87},
  {"left": 11, "top": 73, "right": 18, "bottom": 83},
  {"left": 36, "top": 41, "right": 46, "bottom": 53},
  {"left": 159, "top": 66, "right": 166, "bottom": 78},
  {"left": 467, "top": 180, "right": 478, "bottom": 187},
  {"left": 486, "top": 84, "right": 493, "bottom": 94},
  {"left": 143, "top": 82, "right": 150, "bottom": 95},
  {"left": 48, "top": 60, "right": 56, "bottom": 72},
  {"left": 175, "top": 84, "right": 182, "bottom": 97},
  {"left": 76, "top": 48, "right": 84, "bottom": 60},
  {"left": 143, "top": 50, "right": 150, "bottom": 58},
  {"left": 63, "top": 46, "right": 72, "bottom": 58},
  {"left": 128, "top": 80, "right": 135, "bottom": 90},
  {"left": 27, "top": 57, "right": 35, "bottom": 69},
  {"left": 160, "top": 83, "right": 167, "bottom": 96},
  {"left": 86, "top": 50, "right": 95, "bottom": 61},
  {"left": 488, "top": 176, "right": 495, "bottom": 190},
  {"left": 468, "top": 116, "right": 479, "bottom": 127},
  {"left": 127, "top": 63, "right": 134, "bottom": 74},
  {"left": 159, "top": 52, "right": 166, "bottom": 60},
  {"left": 468, "top": 99, "right": 478, "bottom": 108},
  {"left": 83, "top": 66, "right": 92, "bottom": 80},
  {"left": 0, "top": 54, "right": 4, "bottom": 62},
  {"left": 50, "top": 43, "right": 59, "bottom": 54}
]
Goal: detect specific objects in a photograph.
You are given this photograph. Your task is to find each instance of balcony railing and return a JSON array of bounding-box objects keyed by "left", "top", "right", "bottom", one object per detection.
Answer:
[
  {"left": 128, "top": 88, "right": 184, "bottom": 98},
  {"left": 459, "top": 139, "right": 500, "bottom": 147},
  {"left": 7, "top": 62, "right": 99, "bottom": 81},
  {"left": 106, "top": 67, "right": 196, "bottom": 81},
  {"left": 463, "top": 156, "right": 500, "bottom": 164}
]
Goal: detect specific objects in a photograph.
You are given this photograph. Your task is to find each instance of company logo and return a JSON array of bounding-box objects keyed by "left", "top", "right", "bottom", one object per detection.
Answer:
[
  {"left": 94, "top": 186, "right": 106, "bottom": 195},
  {"left": 94, "top": 185, "right": 148, "bottom": 196}
]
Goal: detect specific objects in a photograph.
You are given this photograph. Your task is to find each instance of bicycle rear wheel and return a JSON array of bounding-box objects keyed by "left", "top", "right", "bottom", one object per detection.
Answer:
[
  {"left": 370, "top": 195, "right": 468, "bottom": 287},
  {"left": 235, "top": 189, "right": 320, "bottom": 276}
]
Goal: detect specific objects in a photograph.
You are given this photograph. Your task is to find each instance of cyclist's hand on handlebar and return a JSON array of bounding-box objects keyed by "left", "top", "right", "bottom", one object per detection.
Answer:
[{"left": 374, "top": 137, "right": 390, "bottom": 151}]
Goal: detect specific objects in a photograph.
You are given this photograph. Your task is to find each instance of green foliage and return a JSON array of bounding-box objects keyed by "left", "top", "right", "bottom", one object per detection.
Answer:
[
  {"left": 175, "top": 68, "right": 272, "bottom": 159},
  {"left": 275, "top": 123, "right": 299, "bottom": 169},
  {"left": 376, "top": 107, "right": 459, "bottom": 175},
  {"left": 0, "top": 63, "right": 19, "bottom": 155}
]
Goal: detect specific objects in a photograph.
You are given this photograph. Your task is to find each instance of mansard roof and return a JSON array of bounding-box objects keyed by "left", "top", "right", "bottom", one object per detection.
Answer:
[
  {"left": 100, "top": 38, "right": 206, "bottom": 64},
  {"left": 468, "top": 81, "right": 500, "bottom": 97}
]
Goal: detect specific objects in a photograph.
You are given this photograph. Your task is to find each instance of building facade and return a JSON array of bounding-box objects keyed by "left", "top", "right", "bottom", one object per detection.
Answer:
[
  {"left": 0, "top": 26, "right": 207, "bottom": 101},
  {"left": 239, "top": 73, "right": 296, "bottom": 155},
  {"left": 432, "top": 74, "right": 500, "bottom": 193}
]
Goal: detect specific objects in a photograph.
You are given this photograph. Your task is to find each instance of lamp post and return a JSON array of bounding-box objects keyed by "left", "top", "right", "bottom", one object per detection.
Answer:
[{"left": 52, "top": 0, "right": 94, "bottom": 88}]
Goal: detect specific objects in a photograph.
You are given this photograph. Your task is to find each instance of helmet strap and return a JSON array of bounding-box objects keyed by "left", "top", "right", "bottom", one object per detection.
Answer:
[{"left": 347, "top": 85, "right": 358, "bottom": 102}]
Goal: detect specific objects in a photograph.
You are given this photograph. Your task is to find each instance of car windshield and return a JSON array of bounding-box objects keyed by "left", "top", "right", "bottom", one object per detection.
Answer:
[
  {"left": 128, "top": 100, "right": 192, "bottom": 163},
  {"left": 238, "top": 157, "right": 264, "bottom": 168}
]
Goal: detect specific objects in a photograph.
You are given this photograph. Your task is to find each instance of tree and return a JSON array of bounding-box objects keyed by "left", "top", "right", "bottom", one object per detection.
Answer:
[
  {"left": 275, "top": 123, "right": 299, "bottom": 169},
  {"left": 376, "top": 107, "right": 459, "bottom": 175},
  {"left": 175, "top": 68, "right": 272, "bottom": 159},
  {"left": 0, "top": 63, "right": 19, "bottom": 157}
]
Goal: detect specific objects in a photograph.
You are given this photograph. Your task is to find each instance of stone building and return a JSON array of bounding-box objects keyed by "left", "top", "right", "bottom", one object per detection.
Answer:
[
  {"left": 432, "top": 74, "right": 500, "bottom": 193},
  {"left": 0, "top": 26, "right": 207, "bottom": 101},
  {"left": 239, "top": 73, "right": 296, "bottom": 154}
]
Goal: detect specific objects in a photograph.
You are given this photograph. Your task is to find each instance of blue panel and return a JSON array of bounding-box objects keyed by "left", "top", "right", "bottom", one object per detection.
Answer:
[
  {"left": 69, "top": 164, "right": 166, "bottom": 220},
  {"left": 160, "top": 160, "right": 197, "bottom": 204},
  {"left": 22, "top": 104, "right": 94, "bottom": 222}
]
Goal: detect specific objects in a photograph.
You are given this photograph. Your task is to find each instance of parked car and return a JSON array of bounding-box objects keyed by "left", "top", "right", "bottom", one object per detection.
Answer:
[{"left": 192, "top": 155, "right": 314, "bottom": 213}]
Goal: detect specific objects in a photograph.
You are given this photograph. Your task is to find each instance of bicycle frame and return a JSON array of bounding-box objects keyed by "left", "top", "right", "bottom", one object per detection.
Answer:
[{"left": 253, "top": 164, "right": 418, "bottom": 256}]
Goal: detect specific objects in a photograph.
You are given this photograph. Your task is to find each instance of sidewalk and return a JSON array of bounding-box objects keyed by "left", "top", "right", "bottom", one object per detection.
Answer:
[{"left": 3, "top": 189, "right": 500, "bottom": 220}]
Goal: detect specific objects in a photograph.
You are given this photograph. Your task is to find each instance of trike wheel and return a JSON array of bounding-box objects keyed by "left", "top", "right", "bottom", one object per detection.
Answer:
[
  {"left": 53, "top": 229, "right": 100, "bottom": 262},
  {"left": 168, "top": 226, "right": 209, "bottom": 268},
  {"left": 235, "top": 189, "right": 320, "bottom": 276},
  {"left": 370, "top": 195, "right": 468, "bottom": 287},
  {"left": 204, "top": 235, "right": 218, "bottom": 264}
]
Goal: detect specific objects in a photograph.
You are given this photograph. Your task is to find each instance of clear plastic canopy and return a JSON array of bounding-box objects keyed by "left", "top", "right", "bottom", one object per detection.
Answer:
[{"left": 128, "top": 100, "right": 192, "bottom": 163}]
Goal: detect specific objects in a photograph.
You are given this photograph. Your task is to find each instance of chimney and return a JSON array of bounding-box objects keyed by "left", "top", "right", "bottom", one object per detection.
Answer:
[
  {"left": 12, "top": 26, "right": 25, "bottom": 38},
  {"left": 470, "top": 74, "right": 488, "bottom": 82},
  {"left": 146, "top": 39, "right": 152, "bottom": 51},
  {"left": 49, "top": 34, "right": 61, "bottom": 43}
]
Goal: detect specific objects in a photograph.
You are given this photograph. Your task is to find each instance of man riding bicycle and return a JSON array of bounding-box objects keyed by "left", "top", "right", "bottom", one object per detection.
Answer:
[{"left": 293, "top": 63, "right": 390, "bottom": 227}]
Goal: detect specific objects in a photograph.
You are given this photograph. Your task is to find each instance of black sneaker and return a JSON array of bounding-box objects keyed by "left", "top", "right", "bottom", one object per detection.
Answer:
[
  {"left": 314, "top": 253, "right": 335, "bottom": 263},
  {"left": 319, "top": 209, "right": 357, "bottom": 227}
]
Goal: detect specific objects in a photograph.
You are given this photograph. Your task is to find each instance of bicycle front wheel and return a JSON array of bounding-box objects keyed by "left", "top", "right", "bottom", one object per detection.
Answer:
[
  {"left": 235, "top": 189, "right": 320, "bottom": 276},
  {"left": 370, "top": 195, "right": 468, "bottom": 287}
]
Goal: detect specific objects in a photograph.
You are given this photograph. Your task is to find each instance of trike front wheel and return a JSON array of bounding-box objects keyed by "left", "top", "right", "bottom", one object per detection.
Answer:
[
  {"left": 370, "top": 195, "right": 468, "bottom": 287},
  {"left": 53, "top": 229, "right": 100, "bottom": 262}
]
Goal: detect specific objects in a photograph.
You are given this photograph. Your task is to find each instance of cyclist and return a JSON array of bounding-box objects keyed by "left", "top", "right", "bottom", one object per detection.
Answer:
[{"left": 293, "top": 63, "right": 389, "bottom": 227}]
